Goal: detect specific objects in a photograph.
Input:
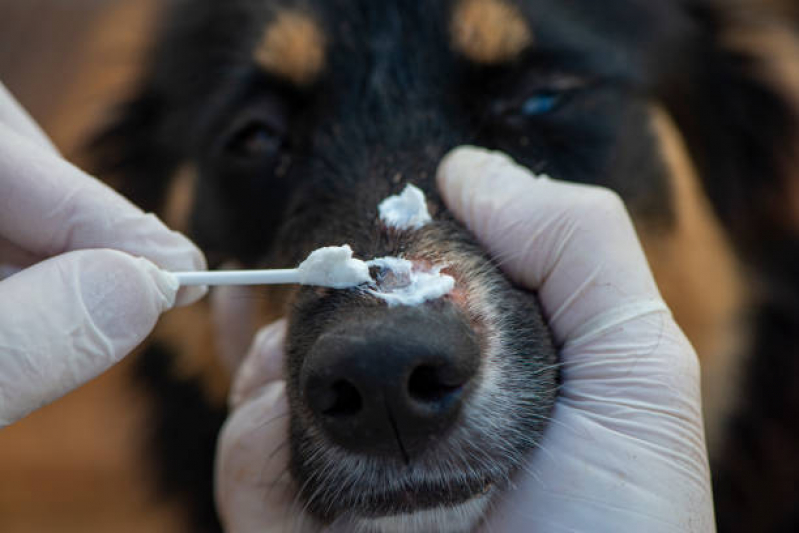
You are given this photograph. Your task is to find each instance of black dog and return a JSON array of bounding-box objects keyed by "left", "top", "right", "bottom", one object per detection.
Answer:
[{"left": 96, "top": 0, "right": 799, "bottom": 531}]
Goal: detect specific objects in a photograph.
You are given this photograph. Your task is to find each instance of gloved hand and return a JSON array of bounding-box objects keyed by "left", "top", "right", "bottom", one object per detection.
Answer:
[
  {"left": 215, "top": 147, "right": 714, "bottom": 532},
  {"left": 0, "top": 83, "right": 207, "bottom": 427}
]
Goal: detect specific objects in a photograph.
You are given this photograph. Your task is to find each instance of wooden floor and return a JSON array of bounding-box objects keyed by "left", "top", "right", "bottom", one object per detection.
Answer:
[{"left": 0, "top": 2, "right": 184, "bottom": 532}]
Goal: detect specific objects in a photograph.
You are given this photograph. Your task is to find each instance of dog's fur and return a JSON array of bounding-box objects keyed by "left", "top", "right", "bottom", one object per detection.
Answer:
[{"left": 95, "top": 0, "right": 799, "bottom": 531}]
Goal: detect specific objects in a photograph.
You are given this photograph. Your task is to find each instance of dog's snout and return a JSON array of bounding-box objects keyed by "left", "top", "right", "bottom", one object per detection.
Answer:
[{"left": 301, "top": 307, "right": 480, "bottom": 460}]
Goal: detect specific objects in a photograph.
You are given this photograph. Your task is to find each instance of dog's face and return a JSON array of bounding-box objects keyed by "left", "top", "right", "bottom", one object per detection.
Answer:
[{"left": 101, "top": 0, "right": 799, "bottom": 530}]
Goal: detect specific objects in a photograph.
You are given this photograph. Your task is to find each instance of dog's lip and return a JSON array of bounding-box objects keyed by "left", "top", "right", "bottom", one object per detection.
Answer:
[{"left": 345, "top": 476, "right": 496, "bottom": 518}]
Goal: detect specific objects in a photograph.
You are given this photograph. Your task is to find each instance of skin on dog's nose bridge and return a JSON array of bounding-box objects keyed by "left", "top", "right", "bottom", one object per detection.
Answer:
[{"left": 337, "top": 121, "right": 460, "bottom": 186}]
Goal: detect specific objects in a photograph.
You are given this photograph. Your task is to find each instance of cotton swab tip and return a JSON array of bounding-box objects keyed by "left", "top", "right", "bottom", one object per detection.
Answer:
[{"left": 296, "top": 245, "right": 372, "bottom": 288}]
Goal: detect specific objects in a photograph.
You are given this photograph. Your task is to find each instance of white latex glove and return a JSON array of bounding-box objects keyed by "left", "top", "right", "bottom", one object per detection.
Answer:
[
  {"left": 215, "top": 146, "right": 714, "bottom": 532},
  {"left": 0, "top": 83, "right": 207, "bottom": 427}
]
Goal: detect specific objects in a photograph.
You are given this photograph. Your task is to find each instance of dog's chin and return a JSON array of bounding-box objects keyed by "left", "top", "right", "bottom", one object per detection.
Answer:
[{"left": 329, "top": 487, "right": 496, "bottom": 533}]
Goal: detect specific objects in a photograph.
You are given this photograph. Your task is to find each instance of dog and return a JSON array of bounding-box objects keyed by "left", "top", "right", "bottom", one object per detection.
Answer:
[{"left": 94, "top": 0, "right": 799, "bottom": 531}]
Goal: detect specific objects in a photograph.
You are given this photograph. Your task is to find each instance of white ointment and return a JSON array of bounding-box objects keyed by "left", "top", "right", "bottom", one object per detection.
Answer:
[
  {"left": 173, "top": 247, "right": 454, "bottom": 302},
  {"left": 378, "top": 184, "right": 432, "bottom": 230},
  {"left": 297, "top": 245, "right": 372, "bottom": 288},
  {"left": 367, "top": 257, "right": 455, "bottom": 307}
]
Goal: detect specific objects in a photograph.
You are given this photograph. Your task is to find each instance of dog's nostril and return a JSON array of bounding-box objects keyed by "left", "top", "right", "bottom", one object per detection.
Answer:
[
  {"left": 322, "top": 380, "right": 363, "bottom": 417},
  {"left": 408, "top": 365, "right": 463, "bottom": 404},
  {"left": 301, "top": 307, "right": 480, "bottom": 458}
]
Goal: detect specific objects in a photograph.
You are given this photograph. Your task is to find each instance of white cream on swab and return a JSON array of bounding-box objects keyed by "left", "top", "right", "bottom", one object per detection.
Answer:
[
  {"left": 173, "top": 245, "right": 372, "bottom": 289},
  {"left": 378, "top": 184, "right": 432, "bottom": 230},
  {"left": 296, "top": 245, "right": 372, "bottom": 288}
]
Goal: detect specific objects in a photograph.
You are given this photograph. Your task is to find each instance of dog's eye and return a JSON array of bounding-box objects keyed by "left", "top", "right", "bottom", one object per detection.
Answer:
[
  {"left": 498, "top": 76, "right": 589, "bottom": 122},
  {"left": 521, "top": 91, "right": 561, "bottom": 116},
  {"left": 226, "top": 121, "right": 283, "bottom": 159}
]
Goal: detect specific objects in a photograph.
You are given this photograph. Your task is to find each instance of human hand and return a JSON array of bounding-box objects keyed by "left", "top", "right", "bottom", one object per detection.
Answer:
[
  {"left": 0, "top": 83, "right": 207, "bottom": 427},
  {"left": 441, "top": 147, "right": 714, "bottom": 532},
  {"left": 215, "top": 146, "right": 714, "bottom": 532}
]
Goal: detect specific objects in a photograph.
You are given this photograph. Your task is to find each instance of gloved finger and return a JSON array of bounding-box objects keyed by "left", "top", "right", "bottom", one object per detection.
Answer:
[
  {"left": 437, "top": 146, "right": 663, "bottom": 347},
  {"left": 229, "top": 319, "right": 288, "bottom": 409},
  {"left": 216, "top": 321, "right": 321, "bottom": 533},
  {"left": 0, "top": 249, "right": 178, "bottom": 427},
  {"left": 217, "top": 382, "right": 321, "bottom": 533},
  {"left": 0, "top": 82, "right": 58, "bottom": 153},
  {"left": 0, "top": 123, "right": 206, "bottom": 307},
  {"left": 437, "top": 145, "right": 701, "bottom": 410}
]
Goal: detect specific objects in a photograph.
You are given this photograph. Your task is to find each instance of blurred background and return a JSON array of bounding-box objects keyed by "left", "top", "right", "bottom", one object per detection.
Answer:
[{"left": 0, "top": 0, "right": 156, "bottom": 157}]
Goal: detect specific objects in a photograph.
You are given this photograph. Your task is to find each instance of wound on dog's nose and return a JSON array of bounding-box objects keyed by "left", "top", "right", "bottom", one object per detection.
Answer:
[{"left": 367, "top": 257, "right": 455, "bottom": 307}]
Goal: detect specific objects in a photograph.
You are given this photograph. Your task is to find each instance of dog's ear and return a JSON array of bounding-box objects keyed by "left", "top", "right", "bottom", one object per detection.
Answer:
[
  {"left": 91, "top": 87, "right": 180, "bottom": 214},
  {"left": 664, "top": 0, "right": 799, "bottom": 255}
]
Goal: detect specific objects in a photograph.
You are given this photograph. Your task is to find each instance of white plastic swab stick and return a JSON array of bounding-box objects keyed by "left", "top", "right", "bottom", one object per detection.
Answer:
[
  {"left": 172, "top": 245, "right": 373, "bottom": 289},
  {"left": 174, "top": 269, "right": 302, "bottom": 286}
]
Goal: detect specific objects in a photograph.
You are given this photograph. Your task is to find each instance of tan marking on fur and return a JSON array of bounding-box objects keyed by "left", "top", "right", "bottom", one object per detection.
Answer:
[
  {"left": 208, "top": 267, "right": 292, "bottom": 373},
  {"left": 156, "top": 263, "right": 296, "bottom": 404},
  {"left": 156, "top": 303, "right": 231, "bottom": 405},
  {"left": 642, "top": 106, "right": 749, "bottom": 452},
  {"left": 162, "top": 164, "right": 197, "bottom": 233},
  {"left": 257, "top": 285, "right": 295, "bottom": 323},
  {"left": 254, "top": 10, "right": 326, "bottom": 85},
  {"left": 725, "top": 22, "right": 799, "bottom": 230},
  {"left": 451, "top": 0, "right": 533, "bottom": 64},
  {"left": 153, "top": 284, "right": 294, "bottom": 413}
]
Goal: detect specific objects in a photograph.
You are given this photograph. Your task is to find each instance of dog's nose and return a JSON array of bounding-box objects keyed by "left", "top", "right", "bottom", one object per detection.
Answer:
[{"left": 300, "top": 307, "right": 480, "bottom": 460}]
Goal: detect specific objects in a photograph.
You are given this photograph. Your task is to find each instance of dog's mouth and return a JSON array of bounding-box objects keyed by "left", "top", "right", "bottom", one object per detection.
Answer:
[
  {"left": 341, "top": 473, "right": 495, "bottom": 518},
  {"left": 331, "top": 480, "right": 497, "bottom": 533},
  {"left": 289, "top": 434, "right": 507, "bottom": 529}
]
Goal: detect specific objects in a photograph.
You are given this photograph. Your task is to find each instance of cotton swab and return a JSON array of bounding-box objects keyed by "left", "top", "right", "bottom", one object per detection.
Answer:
[
  {"left": 172, "top": 245, "right": 373, "bottom": 289},
  {"left": 171, "top": 188, "right": 456, "bottom": 304}
]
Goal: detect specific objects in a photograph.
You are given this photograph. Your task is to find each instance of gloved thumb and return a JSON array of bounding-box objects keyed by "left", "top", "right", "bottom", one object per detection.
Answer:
[
  {"left": 0, "top": 249, "right": 177, "bottom": 426},
  {"left": 437, "top": 146, "right": 663, "bottom": 345}
]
